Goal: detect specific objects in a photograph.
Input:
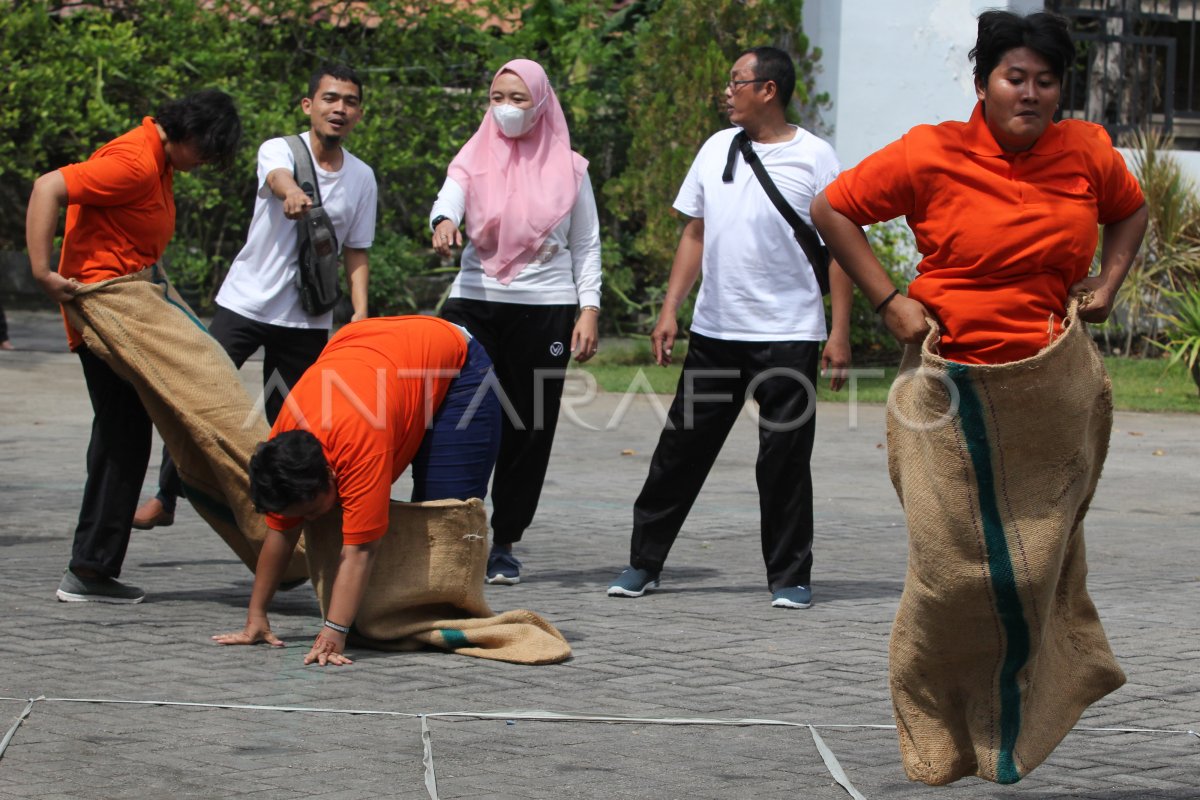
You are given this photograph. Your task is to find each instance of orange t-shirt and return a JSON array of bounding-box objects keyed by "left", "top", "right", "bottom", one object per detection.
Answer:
[
  {"left": 824, "top": 102, "right": 1144, "bottom": 364},
  {"left": 58, "top": 117, "right": 176, "bottom": 350},
  {"left": 266, "top": 316, "right": 469, "bottom": 545}
]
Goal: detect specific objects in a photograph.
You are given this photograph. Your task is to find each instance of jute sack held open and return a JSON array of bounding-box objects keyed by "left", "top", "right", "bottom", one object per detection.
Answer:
[
  {"left": 304, "top": 498, "right": 571, "bottom": 665},
  {"left": 886, "top": 304, "right": 1123, "bottom": 786},
  {"left": 65, "top": 267, "right": 308, "bottom": 583}
]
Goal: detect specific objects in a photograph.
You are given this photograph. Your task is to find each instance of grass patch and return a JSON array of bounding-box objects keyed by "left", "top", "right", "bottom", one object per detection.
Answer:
[
  {"left": 1103, "top": 356, "right": 1200, "bottom": 413},
  {"left": 571, "top": 340, "right": 1200, "bottom": 413}
]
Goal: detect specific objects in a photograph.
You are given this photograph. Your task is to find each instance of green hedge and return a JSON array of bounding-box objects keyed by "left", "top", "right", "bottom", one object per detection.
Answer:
[{"left": 2, "top": 0, "right": 908, "bottom": 353}]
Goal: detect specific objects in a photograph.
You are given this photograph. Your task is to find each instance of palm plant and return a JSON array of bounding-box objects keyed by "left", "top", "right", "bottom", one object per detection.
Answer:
[
  {"left": 1110, "top": 129, "right": 1200, "bottom": 355},
  {"left": 1151, "top": 286, "right": 1200, "bottom": 395}
]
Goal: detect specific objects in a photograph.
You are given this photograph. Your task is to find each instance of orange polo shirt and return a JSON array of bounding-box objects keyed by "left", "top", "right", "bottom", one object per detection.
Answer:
[
  {"left": 824, "top": 103, "right": 1143, "bottom": 364},
  {"left": 58, "top": 117, "right": 176, "bottom": 350},
  {"left": 266, "top": 316, "right": 469, "bottom": 545}
]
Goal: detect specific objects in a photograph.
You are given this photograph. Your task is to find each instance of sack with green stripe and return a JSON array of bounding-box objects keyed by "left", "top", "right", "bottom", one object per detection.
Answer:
[
  {"left": 303, "top": 498, "right": 571, "bottom": 665},
  {"left": 65, "top": 267, "right": 309, "bottom": 585},
  {"left": 885, "top": 305, "right": 1123, "bottom": 786}
]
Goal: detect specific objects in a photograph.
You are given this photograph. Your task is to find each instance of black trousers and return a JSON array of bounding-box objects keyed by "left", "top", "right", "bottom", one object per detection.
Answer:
[
  {"left": 71, "top": 346, "right": 153, "bottom": 578},
  {"left": 630, "top": 332, "right": 820, "bottom": 591},
  {"left": 0, "top": 303, "right": 8, "bottom": 342},
  {"left": 155, "top": 306, "right": 328, "bottom": 510},
  {"left": 440, "top": 298, "right": 576, "bottom": 546}
]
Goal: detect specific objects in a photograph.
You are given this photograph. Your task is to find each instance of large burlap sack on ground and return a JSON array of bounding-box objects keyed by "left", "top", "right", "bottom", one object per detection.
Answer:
[
  {"left": 304, "top": 498, "right": 571, "bottom": 664},
  {"left": 65, "top": 267, "right": 307, "bottom": 583},
  {"left": 885, "top": 306, "right": 1124, "bottom": 786}
]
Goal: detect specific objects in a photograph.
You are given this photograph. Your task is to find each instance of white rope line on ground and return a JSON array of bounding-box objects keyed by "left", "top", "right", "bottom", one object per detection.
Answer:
[
  {"left": 420, "top": 715, "right": 439, "bottom": 800},
  {"left": 809, "top": 725, "right": 867, "bottom": 800},
  {"left": 422, "top": 708, "right": 898, "bottom": 728},
  {"left": 1075, "top": 725, "right": 1200, "bottom": 739},
  {"left": 2, "top": 695, "right": 1198, "bottom": 738},
  {"left": 2, "top": 695, "right": 1197, "bottom": 737},
  {"left": 0, "top": 698, "right": 37, "bottom": 762}
]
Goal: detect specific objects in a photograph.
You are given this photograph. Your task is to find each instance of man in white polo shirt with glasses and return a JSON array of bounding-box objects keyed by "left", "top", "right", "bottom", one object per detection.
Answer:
[{"left": 608, "top": 46, "right": 852, "bottom": 610}]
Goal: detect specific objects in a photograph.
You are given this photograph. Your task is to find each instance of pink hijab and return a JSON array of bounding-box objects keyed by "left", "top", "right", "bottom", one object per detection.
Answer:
[{"left": 448, "top": 59, "right": 589, "bottom": 285}]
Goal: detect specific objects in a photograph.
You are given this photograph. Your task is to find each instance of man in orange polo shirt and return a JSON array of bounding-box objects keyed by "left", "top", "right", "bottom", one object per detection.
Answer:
[
  {"left": 25, "top": 90, "right": 241, "bottom": 604},
  {"left": 213, "top": 316, "right": 501, "bottom": 666}
]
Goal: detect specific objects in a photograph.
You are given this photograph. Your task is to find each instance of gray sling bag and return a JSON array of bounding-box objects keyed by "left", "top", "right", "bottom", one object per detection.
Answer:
[{"left": 285, "top": 134, "right": 342, "bottom": 315}]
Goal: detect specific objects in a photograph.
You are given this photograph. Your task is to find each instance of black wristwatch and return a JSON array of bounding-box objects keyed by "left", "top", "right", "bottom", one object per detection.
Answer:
[{"left": 430, "top": 215, "right": 451, "bottom": 231}]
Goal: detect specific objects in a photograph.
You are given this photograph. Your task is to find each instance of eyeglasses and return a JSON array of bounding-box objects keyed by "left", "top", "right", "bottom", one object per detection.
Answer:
[{"left": 726, "top": 78, "right": 770, "bottom": 91}]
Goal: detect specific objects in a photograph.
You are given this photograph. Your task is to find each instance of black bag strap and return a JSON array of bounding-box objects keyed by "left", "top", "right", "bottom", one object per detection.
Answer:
[
  {"left": 723, "top": 130, "right": 826, "bottom": 273},
  {"left": 285, "top": 134, "right": 323, "bottom": 208}
]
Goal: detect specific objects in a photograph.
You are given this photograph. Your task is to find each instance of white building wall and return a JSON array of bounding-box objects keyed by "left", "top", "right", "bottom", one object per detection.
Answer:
[
  {"left": 803, "top": 0, "right": 1028, "bottom": 169},
  {"left": 800, "top": 0, "right": 1200, "bottom": 187}
]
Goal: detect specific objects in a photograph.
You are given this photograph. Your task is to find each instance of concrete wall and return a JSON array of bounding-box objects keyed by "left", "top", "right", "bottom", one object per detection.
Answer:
[
  {"left": 803, "top": 0, "right": 1014, "bottom": 169},
  {"left": 801, "top": 0, "right": 1199, "bottom": 186},
  {"left": 1120, "top": 148, "right": 1200, "bottom": 188}
]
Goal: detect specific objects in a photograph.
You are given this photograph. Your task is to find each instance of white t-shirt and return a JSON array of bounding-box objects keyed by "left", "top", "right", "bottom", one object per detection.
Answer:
[
  {"left": 216, "top": 133, "right": 378, "bottom": 329},
  {"left": 428, "top": 171, "right": 602, "bottom": 307},
  {"left": 674, "top": 125, "right": 839, "bottom": 342}
]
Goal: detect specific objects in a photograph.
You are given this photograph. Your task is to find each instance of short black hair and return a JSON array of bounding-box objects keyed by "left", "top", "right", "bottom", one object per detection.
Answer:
[
  {"left": 156, "top": 89, "right": 242, "bottom": 169},
  {"left": 970, "top": 11, "right": 1074, "bottom": 87},
  {"left": 739, "top": 46, "right": 796, "bottom": 109},
  {"left": 308, "top": 63, "right": 363, "bottom": 100},
  {"left": 249, "top": 430, "right": 331, "bottom": 513}
]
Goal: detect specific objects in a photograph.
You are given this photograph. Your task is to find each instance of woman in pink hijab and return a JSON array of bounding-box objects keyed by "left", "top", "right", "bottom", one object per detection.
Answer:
[{"left": 429, "top": 58, "right": 602, "bottom": 586}]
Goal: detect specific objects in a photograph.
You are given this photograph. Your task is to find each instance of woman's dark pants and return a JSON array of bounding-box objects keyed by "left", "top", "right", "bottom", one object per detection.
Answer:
[{"left": 440, "top": 298, "right": 576, "bottom": 546}]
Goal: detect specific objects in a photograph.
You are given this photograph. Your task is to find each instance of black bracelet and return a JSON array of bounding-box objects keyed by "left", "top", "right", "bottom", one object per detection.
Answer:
[
  {"left": 430, "top": 215, "right": 450, "bottom": 231},
  {"left": 323, "top": 619, "right": 351, "bottom": 635},
  {"left": 874, "top": 288, "right": 901, "bottom": 314}
]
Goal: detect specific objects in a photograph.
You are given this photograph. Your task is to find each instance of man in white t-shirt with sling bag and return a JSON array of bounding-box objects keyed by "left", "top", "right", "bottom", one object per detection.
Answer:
[
  {"left": 608, "top": 46, "right": 853, "bottom": 609},
  {"left": 133, "top": 63, "right": 378, "bottom": 530}
]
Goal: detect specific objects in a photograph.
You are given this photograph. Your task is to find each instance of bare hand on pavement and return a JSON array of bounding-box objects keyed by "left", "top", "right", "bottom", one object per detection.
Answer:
[
  {"left": 212, "top": 619, "right": 284, "bottom": 647},
  {"left": 304, "top": 629, "right": 353, "bottom": 666}
]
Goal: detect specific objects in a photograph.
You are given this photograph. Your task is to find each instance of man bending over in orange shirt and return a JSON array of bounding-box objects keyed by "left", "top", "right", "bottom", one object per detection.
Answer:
[{"left": 213, "top": 316, "right": 501, "bottom": 666}]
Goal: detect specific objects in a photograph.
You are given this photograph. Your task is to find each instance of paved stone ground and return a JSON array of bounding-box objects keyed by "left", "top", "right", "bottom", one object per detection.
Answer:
[{"left": 1, "top": 309, "right": 1198, "bottom": 799}]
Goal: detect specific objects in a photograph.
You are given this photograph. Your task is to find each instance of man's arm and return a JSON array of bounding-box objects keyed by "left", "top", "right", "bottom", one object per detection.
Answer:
[
  {"left": 343, "top": 247, "right": 369, "bottom": 322},
  {"left": 212, "top": 526, "right": 302, "bottom": 647},
  {"left": 822, "top": 259, "right": 853, "bottom": 391},
  {"left": 303, "top": 539, "right": 381, "bottom": 666},
  {"left": 264, "top": 167, "right": 313, "bottom": 220},
  {"left": 652, "top": 217, "right": 705, "bottom": 366},
  {"left": 25, "top": 171, "right": 78, "bottom": 303}
]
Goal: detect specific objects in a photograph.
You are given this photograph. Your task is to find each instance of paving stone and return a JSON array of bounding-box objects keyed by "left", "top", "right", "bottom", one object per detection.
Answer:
[{"left": 1, "top": 314, "right": 1197, "bottom": 798}]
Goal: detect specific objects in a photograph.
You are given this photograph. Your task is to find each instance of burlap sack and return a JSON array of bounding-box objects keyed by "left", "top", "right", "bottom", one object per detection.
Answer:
[
  {"left": 65, "top": 267, "right": 308, "bottom": 583},
  {"left": 303, "top": 498, "right": 571, "bottom": 665},
  {"left": 885, "top": 306, "right": 1124, "bottom": 785}
]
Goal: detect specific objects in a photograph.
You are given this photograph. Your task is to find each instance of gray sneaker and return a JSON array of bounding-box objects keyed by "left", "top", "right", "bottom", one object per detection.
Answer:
[
  {"left": 607, "top": 567, "right": 660, "bottom": 598},
  {"left": 770, "top": 585, "right": 812, "bottom": 609},
  {"left": 485, "top": 547, "right": 522, "bottom": 585},
  {"left": 56, "top": 569, "right": 145, "bottom": 604}
]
